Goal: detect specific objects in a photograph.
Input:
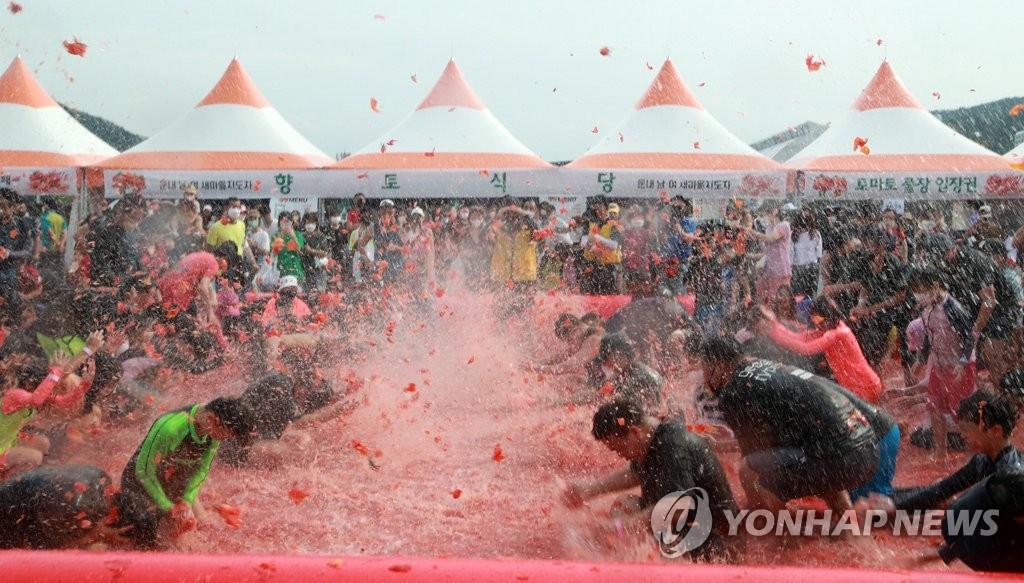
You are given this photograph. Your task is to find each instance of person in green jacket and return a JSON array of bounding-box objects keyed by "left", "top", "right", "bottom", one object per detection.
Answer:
[
  {"left": 273, "top": 213, "right": 305, "bottom": 284},
  {"left": 115, "top": 397, "right": 254, "bottom": 548}
]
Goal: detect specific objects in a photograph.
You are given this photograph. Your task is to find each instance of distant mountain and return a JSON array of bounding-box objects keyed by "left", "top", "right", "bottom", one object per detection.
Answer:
[
  {"left": 932, "top": 97, "right": 1024, "bottom": 154},
  {"left": 60, "top": 104, "right": 145, "bottom": 152},
  {"left": 754, "top": 97, "right": 1024, "bottom": 161}
]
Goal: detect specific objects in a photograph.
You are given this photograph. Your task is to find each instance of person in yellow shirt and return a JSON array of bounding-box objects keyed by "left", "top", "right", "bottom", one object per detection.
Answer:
[
  {"left": 581, "top": 197, "right": 624, "bottom": 295},
  {"left": 206, "top": 197, "right": 245, "bottom": 257},
  {"left": 490, "top": 200, "right": 539, "bottom": 318}
]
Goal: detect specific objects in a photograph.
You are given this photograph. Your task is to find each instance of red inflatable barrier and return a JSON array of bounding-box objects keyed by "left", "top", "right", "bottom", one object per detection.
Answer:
[
  {"left": 561, "top": 294, "right": 696, "bottom": 319},
  {"left": 0, "top": 552, "right": 1010, "bottom": 583}
]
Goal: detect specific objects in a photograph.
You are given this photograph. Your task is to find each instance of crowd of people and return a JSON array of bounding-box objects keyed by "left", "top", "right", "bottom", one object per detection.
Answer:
[{"left": 1, "top": 183, "right": 1023, "bottom": 572}]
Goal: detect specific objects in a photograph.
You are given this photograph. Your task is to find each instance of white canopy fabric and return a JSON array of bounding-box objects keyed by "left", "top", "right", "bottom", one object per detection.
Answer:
[
  {"left": 330, "top": 59, "right": 551, "bottom": 199},
  {"left": 789, "top": 62, "right": 1017, "bottom": 199},
  {"left": 1008, "top": 142, "right": 1024, "bottom": 170},
  {"left": 0, "top": 56, "right": 116, "bottom": 195},
  {"left": 564, "top": 59, "right": 789, "bottom": 199},
  {"left": 90, "top": 58, "right": 331, "bottom": 199}
]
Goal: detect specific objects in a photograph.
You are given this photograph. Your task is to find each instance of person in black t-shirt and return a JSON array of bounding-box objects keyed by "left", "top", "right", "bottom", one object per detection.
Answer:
[
  {"left": 926, "top": 234, "right": 997, "bottom": 339},
  {"left": 563, "top": 399, "right": 739, "bottom": 562},
  {"left": 862, "top": 392, "right": 1024, "bottom": 572},
  {"left": 88, "top": 193, "right": 147, "bottom": 288},
  {"left": 696, "top": 338, "right": 879, "bottom": 515},
  {"left": 686, "top": 240, "right": 726, "bottom": 339}
]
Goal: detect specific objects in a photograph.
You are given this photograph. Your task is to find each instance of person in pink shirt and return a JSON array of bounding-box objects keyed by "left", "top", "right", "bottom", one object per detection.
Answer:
[
  {"left": 746, "top": 201, "right": 792, "bottom": 303},
  {"left": 757, "top": 295, "right": 883, "bottom": 403}
]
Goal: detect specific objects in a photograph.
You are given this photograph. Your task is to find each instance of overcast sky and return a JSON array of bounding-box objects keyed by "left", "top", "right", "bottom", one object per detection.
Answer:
[{"left": 3, "top": 0, "right": 1021, "bottom": 161}]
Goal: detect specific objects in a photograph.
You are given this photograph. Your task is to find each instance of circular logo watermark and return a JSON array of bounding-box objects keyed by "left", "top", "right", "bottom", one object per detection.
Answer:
[{"left": 650, "top": 487, "right": 713, "bottom": 558}]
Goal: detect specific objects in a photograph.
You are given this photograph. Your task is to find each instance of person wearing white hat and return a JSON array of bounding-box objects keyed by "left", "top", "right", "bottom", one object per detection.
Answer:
[
  {"left": 402, "top": 206, "right": 437, "bottom": 304},
  {"left": 373, "top": 199, "right": 404, "bottom": 283},
  {"left": 182, "top": 184, "right": 201, "bottom": 212},
  {"left": 260, "top": 275, "right": 316, "bottom": 370}
]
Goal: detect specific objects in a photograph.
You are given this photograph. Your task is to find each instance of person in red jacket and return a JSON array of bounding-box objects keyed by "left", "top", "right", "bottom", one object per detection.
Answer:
[{"left": 756, "top": 295, "right": 883, "bottom": 403}]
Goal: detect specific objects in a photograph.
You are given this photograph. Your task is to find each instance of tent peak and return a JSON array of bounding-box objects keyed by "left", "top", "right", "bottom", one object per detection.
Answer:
[
  {"left": 415, "top": 59, "right": 485, "bottom": 111},
  {"left": 635, "top": 59, "right": 703, "bottom": 110},
  {"left": 0, "top": 55, "right": 59, "bottom": 108},
  {"left": 851, "top": 61, "right": 923, "bottom": 112},
  {"left": 196, "top": 58, "right": 271, "bottom": 109}
]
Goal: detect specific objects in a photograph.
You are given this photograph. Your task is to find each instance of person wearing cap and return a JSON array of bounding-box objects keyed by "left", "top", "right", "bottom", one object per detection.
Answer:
[
  {"left": 373, "top": 199, "right": 404, "bottom": 283},
  {"left": 658, "top": 196, "right": 698, "bottom": 295},
  {"left": 206, "top": 197, "right": 246, "bottom": 258},
  {"left": 402, "top": 207, "right": 437, "bottom": 299},
  {"left": 200, "top": 204, "right": 215, "bottom": 231},
  {"left": 580, "top": 196, "right": 624, "bottom": 295},
  {"left": 966, "top": 204, "right": 1004, "bottom": 244},
  {"left": 261, "top": 275, "right": 317, "bottom": 369},
  {"left": 88, "top": 192, "right": 146, "bottom": 289},
  {"left": 181, "top": 185, "right": 201, "bottom": 214},
  {"left": 490, "top": 199, "right": 539, "bottom": 308}
]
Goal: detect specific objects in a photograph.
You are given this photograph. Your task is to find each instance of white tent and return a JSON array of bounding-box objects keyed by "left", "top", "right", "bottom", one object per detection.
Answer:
[
  {"left": 0, "top": 56, "right": 116, "bottom": 196},
  {"left": 330, "top": 59, "right": 552, "bottom": 198},
  {"left": 89, "top": 58, "right": 332, "bottom": 199},
  {"left": 1007, "top": 142, "right": 1023, "bottom": 171},
  {"left": 565, "top": 59, "right": 789, "bottom": 199},
  {"left": 788, "top": 62, "right": 1017, "bottom": 199}
]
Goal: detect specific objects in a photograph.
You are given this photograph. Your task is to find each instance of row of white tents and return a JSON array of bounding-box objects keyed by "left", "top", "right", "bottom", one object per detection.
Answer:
[{"left": 1, "top": 55, "right": 1022, "bottom": 204}]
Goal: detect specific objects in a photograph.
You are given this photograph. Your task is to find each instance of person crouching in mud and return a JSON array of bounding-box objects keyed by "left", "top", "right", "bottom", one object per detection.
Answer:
[
  {"left": 695, "top": 338, "right": 879, "bottom": 524},
  {"left": 115, "top": 397, "right": 255, "bottom": 549},
  {"left": 0, "top": 465, "right": 127, "bottom": 550},
  {"left": 562, "top": 399, "right": 740, "bottom": 562}
]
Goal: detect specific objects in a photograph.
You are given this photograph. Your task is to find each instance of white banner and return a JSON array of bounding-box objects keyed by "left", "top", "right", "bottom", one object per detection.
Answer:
[
  {"left": 326, "top": 168, "right": 556, "bottom": 199},
  {"left": 101, "top": 169, "right": 335, "bottom": 200},
  {"left": 269, "top": 195, "right": 319, "bottom": 222},
  {"left": 555, "top": 168, "right": 790, "bottom": 199},
  {"left": 0, "top": 167, "right": 77, "bottom": 196},
  {"left": 798, "top": 171, "right": 1024, "bottom": 200}
]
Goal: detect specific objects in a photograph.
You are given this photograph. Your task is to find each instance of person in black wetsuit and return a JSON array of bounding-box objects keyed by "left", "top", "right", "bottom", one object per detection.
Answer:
[
  {"left": 0, "top": 465, "right": 119, "bottom": 549},
  {"left": 696, "top": 338, "right": 878, "bottom": 516},
  {"left": 116, "top": 397, "right": 255, "bottom": 549},
  {"left": 562, "top": 399, "right": 739, "bottom": 562},
  {"left": 597, "top": 333, "right": 663, "bottom": 410},
  {"left": 219, "top": 374, "right": 300, "bottom": 466},
  {"left": 865, "top": 391, "right": 1024, "bottom": 572}
]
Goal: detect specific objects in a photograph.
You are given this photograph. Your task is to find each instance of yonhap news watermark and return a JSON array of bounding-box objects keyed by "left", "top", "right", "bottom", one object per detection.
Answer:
[{"left": 651, "top": 488, "right": 1000, "bottom": 557}]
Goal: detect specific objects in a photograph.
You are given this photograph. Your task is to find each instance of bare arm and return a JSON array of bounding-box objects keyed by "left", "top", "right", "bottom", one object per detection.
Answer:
[
  {"left": 972, "top": 284, "right": 996, "bottom": 338},
  {"left": 563, "top": 468, "right": 641, "bottom": 508}
]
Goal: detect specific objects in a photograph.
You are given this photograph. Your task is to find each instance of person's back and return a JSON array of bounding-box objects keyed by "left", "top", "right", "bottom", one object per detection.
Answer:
[
  {"left": 614, "top": 362, "right": 663, "bottom": 409},
  {"left": 0, "top": 465, "right": 112, "bottom": 549},
  {"left": 718, "top": 359, "right": 875, "bottom": 460}
]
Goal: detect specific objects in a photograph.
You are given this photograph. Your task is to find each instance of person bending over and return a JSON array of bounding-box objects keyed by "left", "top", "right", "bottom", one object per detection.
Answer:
[
  {"left": 864, "top": 392, "right": 1023, "bottom": 572},
  {"left": 562, "top": 399, "right": 739, "bottom": 562},
  {"left": 115, "top": 397, "right": 254, "bottom": 549},
  {"left": 696, "top": 338, "right": 878, "bottom": 518}
]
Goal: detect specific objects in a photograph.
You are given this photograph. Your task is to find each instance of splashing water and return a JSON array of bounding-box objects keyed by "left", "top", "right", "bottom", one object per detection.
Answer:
[{"left": 49, "top": 284, "right": 972, "bottom": 571}]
